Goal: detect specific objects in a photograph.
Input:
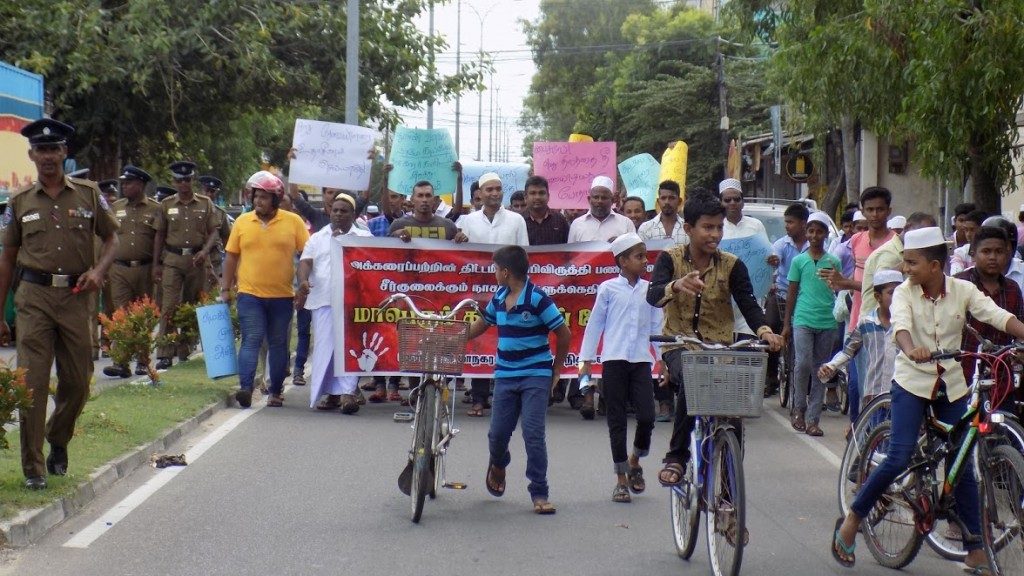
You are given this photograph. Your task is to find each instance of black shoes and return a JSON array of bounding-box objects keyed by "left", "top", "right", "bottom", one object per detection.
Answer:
[
  {"left": 46, "top": 445, "right": 68, "bottom": 476},
  {"left": 155, "top": 358, "right": 173, "bottom": 370},
  {"left": 103, "top": 364, "right": 131, "bottom": 378},
  {"left": 580, "top": 394, "right": 596, "bottom": 420},
  {"left": 235, "top": 389, "right": 253, "bottom": 409},
  {"left": 25, "top": 476, "right": 47, "bottom": 490}
]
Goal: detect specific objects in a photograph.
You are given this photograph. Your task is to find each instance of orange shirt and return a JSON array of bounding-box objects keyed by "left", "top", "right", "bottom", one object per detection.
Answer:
[{"left": 226, "top": 210, "right": 309, "bottom": 298}]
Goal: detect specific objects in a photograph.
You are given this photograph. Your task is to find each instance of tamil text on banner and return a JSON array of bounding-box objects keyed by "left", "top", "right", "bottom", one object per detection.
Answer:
[
  {"left": 618, "top": 153, "right": 661, "bottom": 210},
  {"left": 330, "top": 237, "right": 671, "bottom": 378},
  {"left": 533, "top": 141, "right": 617, "bottom": 210},
  {"left": 387, "top": 126, "right": 457, "bottom": 197},
  {"left": 460, "top": 161, "right": 531, "bottom": 205},
  {"left": 289, "top": 119, "right": 377, "bottom": 191}
]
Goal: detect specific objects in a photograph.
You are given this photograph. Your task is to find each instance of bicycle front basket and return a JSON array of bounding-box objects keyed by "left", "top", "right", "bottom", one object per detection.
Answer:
[
  {"left": 680, "top": 350, "right": 767, "bottom": 418},
  {"left": 396, "top": 318, "right": 471, "bottom": 376}
]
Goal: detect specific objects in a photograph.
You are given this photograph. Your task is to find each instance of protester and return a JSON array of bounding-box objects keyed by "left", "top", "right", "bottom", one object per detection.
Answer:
[
  {"left": 860, "top": 212, "right": 936, "bottom": 316},
  {"left": 851, "top": 210, "right": 868, "bottom": 233},
  {"left": 838, "top": 210, "right": 855, "bottom": 242},
  {"left": 523, "top": 175, "right": 569, "bottom": 246},
  {"left": 579, "top": 233, "right": 661, "bottom": 503},
  {"left": 637, "top": 180, "right": 688, "bottom": 245},
  {"left": 469, "top": 182, "right": 483, "bottom": 212},
  {"left": 389, "top": 181, "right": 460, "bottom": 241},
  {"left": 509, "top": 190, "right": 527, "bottom": 213},
  {"left": 782, "top": 212, "right": 841, "bottom": 436},
  {"left": 297, "top": 195, "right": 370, "bottom": 414},
  {"left": 103, "top": 165, "right": 161, "bottom": 378},
  {"left": 720, "top": 178, "right": 771, "bottom": 346},
  {"left": 454, "top": 173, "right": 529, "bottom": 246},
  {"left": 949, "top": 202, "right": 976, "bottom": 248},
  {"left": 982, "top": 215, "right": 1024, "bottom": 291},
  {"left": 221, "top": 171, "right": 309, "bottom": 408},
  {"left": 830, "top": 226, "right": 1024, "bottom": 573},
  {"left": 646, "top": 191, "right": 783, "bottom": 488},
  {"left": 621, "top": 196, "right": 647, "bottom": 232},
  {"left": 152, "top": 161, "right": 221, "bottom": 370},
  {"left": 467, "top": 245, "right": 570, "bottom": 515},
  {"left": 567, "top": 176, "right": 636, "bottom": 244},
  {"left": 886, "top": 215, "right": 906, "bottom": 235},
  {"left": 366, "top": 180, "right": 408, "bottom": 398},
  {"left": 432, "top": 162, "right": 464, "bottom": 220},
  {"left": 949, "top": 209, "right": 988, "bottom": 274},
  {"left": 765, "top": 204, "right": 809, "bottom": 396},
  {"left": 0, "top": 119, "right": 120, "bottom": 491}
]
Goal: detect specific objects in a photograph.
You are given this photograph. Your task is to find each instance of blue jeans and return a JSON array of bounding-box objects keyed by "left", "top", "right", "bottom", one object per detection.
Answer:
[
  {"left": 293, "top": 308, "right": 311, "bottom": 374},
  {"left": 792, "top": 326, "right": 835, "bottom": 424},
  {"left": 237, "top": 294, "right": 293, "bottom": 395},
  {"left": 848, "top": 350, "right": 863, "bottom": 423},
  {"left": 488, "top": 376, "right": 550, "bottom": 499},
  {"left": 851, "top": 383, "right": 981, "bottom": 550}
]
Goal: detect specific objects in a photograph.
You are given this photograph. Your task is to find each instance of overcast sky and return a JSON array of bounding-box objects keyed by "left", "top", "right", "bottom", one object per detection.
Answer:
[{"left": 398, "top": 0, "right": 541, "bottom": 163}]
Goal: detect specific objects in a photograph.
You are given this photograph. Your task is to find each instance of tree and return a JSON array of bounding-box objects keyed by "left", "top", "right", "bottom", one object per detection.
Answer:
[{"left": 0, "top": 0, "right": 479, "bottom": 185}]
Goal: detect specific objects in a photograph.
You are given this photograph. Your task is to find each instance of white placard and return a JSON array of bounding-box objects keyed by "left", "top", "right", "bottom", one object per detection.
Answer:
[{"left": 289, "top": 119, "right": 377, "bottom": 190}]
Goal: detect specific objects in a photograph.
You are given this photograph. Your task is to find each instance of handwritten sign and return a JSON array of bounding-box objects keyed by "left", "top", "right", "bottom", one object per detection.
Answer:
[
  {"left": 289, "top": 119, "right": 377, "bottom": 190},
  {"left": 196, "top": 303, "right": 238, "bottom": 379},
  {"left": 387, "top": 126, "right": 458, "bottom": 197},
  {"left": 720, "top": 234, "right": 773, "bottom": 299},
  {"left": 660, "top": 141, "right": 688, "bottom": 193},
  {"left": 618, "top": 153, "right": 661, "bottom": 209},
  {"left": 533, "top": 141, "right": 617, "bottom": 209},
  {"left": 460, "top": 161, "right": 531, "bottom": 205}
]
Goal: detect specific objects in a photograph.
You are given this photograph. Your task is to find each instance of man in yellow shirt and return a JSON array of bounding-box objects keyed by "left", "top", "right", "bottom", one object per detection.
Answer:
[{"left": 221, "top": 171, "right": 310, "bottom": 408}]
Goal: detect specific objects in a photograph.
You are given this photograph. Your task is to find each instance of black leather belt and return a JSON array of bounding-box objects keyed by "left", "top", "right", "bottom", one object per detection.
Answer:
[
  {"left": 165, "top": 246, "right": 198, "bottom": 256},
  {"left": 20, "top": 268, "right": 81, "bottom": 288},
  {"left": 115, "top": 259, "right": 153, "bottom": 267}
]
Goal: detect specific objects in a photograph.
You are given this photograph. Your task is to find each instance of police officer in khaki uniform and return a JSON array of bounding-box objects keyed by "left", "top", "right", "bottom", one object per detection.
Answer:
[
  {"left": 102, "top": 166, "right": 161, "bottom": 378},
  {"left": 152, "top": 161, "right": 219, "bottom": 370},
  {"left": 198, "top": 175, "right": 231, "bottom": 294},
  {"left": 0, "top": 119, "right": 119, "bottom": 490},
  {"left": 95, "top": 178, "right": 120, "bottom": 357}
]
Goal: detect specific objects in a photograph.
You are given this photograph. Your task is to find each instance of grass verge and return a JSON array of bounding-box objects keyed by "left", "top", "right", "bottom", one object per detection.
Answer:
[{"left": 0, "top": 360, "right": 235, "bottom": 520}]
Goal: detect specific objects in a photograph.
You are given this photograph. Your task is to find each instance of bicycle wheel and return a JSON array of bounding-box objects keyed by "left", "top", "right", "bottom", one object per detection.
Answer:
[
  {"left": 429, "top": 389, "right": 446, "bottom": 500},
  {"left": 410, "top": 383, "right": 437, "bottom": 523},
  {"left": 837, "top": 370, "right": 849, "bottom": 415},
  {"left": 980, "top": 444, "right": 1024, "bottom": 575},
  {"left": 838, "top": 393, "right": 891, "bottom": 515},
  {"left": 779, "top": 347, "right": 791, "bottom": 408},
  {"left": 706, "top": 429, "right": 745, "bottom": 576},
  {"left": 670, "top": 436, "right": 700, "bottom": 559},
  {"left": 858, "top": 423, "right": 925, "bottom": 569}
]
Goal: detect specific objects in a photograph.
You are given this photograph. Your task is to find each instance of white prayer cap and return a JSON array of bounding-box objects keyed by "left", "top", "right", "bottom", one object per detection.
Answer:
[
  {"left": 852, "top": 210, "right": 866, "bottom": 222},
  {"left": 610, "top": 233, "right": 644, "bottom": 257},
  {"left": 887, "top": 215, "right": 906, "bottom": 229},
  {"left": 807, "top": 211, "right": 831, "bottom": 229},
  {"left": 1019, "top": 203, "right": 1024, "bottom": 213},
  {"left": 590, "top": 175, "right": 615, "bottom": 192},
  {"left": 478, "top": 172, "right": 501, "bottom": 187},
  {"left": 903, "top": 226, "right": 946, "bottom": 250},
  {"left": 719, "top": 178, "right": 742, "bottom": 194},
  {"left": 873, "top": 269, "right": 904, "bottom": 287}
]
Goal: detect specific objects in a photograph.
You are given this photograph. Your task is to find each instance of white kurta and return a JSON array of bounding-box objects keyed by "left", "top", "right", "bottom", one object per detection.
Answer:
[{"left": 309, "top": 306, "right": 358, "bottom": 406}]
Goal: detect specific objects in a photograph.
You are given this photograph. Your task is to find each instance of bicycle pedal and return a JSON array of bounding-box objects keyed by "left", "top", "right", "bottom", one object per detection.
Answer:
[
  {"left": 443, "top": 482, "right": 467, "bottom": 490},
  {"left": 450, "top": 428, "right": 460, "bottom": 436}
]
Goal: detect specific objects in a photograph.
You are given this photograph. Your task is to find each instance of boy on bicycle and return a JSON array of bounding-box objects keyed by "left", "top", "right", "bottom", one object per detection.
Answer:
[
  {"left": 467, "top": 245, "right": 571, "bottom": 515},
  {"left": 831, "top": 226, "right": 1024, "bottom": 570},
  {"left": 646, "top": 191, "right": 783, "bottom": 487}
]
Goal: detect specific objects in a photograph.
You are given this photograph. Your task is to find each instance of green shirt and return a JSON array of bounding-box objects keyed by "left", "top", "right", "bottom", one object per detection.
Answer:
[{"left": 788, "top": 251, "right": 840, "bottom": 329}]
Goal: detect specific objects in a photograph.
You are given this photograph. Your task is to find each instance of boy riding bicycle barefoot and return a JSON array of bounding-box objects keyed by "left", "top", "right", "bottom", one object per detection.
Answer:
[
  {"left": 646, "top": 191, "right": 784, "bottom": 487},
  {"left": 830, "top": 226, "right": 1024, "bottom": 571}
]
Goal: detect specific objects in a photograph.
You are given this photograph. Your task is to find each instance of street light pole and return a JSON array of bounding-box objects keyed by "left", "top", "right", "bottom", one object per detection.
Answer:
[
  {"left": 466, "top": 3, "right": 499, "bottom": 162},
  {"left": 427, "top": 2, "right": 435, "bottom": 129},
  {"left": 454, "top": 0, "right": 461, "bottom": 155},
  {"left": 344, "top": 0, "right": 359, "bottom": 125}
]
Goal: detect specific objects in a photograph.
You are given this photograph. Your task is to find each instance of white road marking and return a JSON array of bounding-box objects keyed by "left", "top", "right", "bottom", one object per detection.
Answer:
[
  {"left": 62, "top": 394, "right": 274, "bottom": 549},
  {"left": 765, "top": 408, "right": 843, "bottom": 469}
]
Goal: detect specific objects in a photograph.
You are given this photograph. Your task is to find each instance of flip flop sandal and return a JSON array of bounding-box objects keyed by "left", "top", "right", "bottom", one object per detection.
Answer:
[
  {"left": 831, "top": 517, "right": 856, "bottom": 568},
  {"left": 806, "top": 424, "right": 824, "bottom": 437},
  {"left": 627, "top": 466, "right": 646, "bottom": 494},
  {"left": 532, "top": 499, "right": 557, "bottom": 515},
  {"left": 485, "top": 465, "right": 505, "bottom": 497},
  {"left": 791, "top": 413, "right": 806, "bottom": 432},
  {"left": 962, "top": 565, "right": 992, "bottom": 575},
  {"left": 612, "top": 484, "right": 631, "bottom": 503},
  {"left": 467, "top": 404, "right": 486, "bottom": 417},
  {"left": 266, "top": 395, "right": 284, "bottom": 407},
  {"left": 316, "top": 396, "right": 342, "bottom": 411},
  {"left": 658, "top": 463, "right": 685, "bottom": 487}
]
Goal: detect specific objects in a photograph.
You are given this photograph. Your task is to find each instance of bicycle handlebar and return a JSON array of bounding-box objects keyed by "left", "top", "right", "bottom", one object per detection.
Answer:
[
  {"left": 377, "top": 293, "right": 480, "bottom": 321},
  {"left": 649, "top": 334, "right": 769, "bottom": 351}
]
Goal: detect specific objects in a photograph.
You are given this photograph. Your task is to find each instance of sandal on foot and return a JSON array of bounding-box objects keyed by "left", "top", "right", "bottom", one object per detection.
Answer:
[
  {"left": 316, "top": 395, "right": 342, "bottom": 411},
  {"left": 658, "top": 462, "right": 684, "bottom": 487},
  {"left": 266, "top": 394, "right": 284, "bottom": 407},
  {"left": 627, "top": 466, "right": 646, "bottom": 494},
  {"left": 791, "top": 412, "right": 806, "bottom": 432},
  {"left": 612, "top": 484, "right": 631, "bottom": 503},
  {"left": 485, "top": 464, "right": 506, "bottom": 497},
  {"left": 467, "top": 404, "right": 485, "bottom": 417},
  {"left": 532, "top": 499, "right": 557, "bottom": 515},
  {"left": 962, "top": 565, "right": 992, "bottom": 575},
  {"left": 806, "top": 424, "right": 824, "bottom": 437},
  {"left": 367, "top": 391, "right": 387, "bottom": 403},
  {"left": 831, "top": 517, "right": 856, "bottom": 568}
]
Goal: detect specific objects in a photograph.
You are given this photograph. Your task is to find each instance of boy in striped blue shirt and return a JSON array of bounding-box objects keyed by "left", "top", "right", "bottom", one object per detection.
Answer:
[{"left": 468, "top": 245, "right": 571, "bottom": 514}]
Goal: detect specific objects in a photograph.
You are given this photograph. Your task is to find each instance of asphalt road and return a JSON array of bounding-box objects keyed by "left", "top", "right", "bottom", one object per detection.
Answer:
[{"left": 0, "top": 387, "right": 973, "bottom": 576}]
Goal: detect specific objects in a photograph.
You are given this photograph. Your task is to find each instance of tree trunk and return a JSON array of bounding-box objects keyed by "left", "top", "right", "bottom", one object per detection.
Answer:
[
  {"left": 822, "top": 128, "right": 847, "bottom": 217},
  {"left": 968, "top": 131, "right": 1000, "bottom": 213},
  {"left": 840, "top": 114, "right": 860, "bottom": 204}
]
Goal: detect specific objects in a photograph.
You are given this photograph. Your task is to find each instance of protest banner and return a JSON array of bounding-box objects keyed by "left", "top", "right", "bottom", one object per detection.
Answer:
[
  {"left": 533, "top": 141, "right": 617, "bottom": 210},
  {"left": 289, "top": 119, "right": 377, "bottom": 190},
  {"left": 331, "top": 237, "right": 670, "bottom": 378},
  {"left": 660, "top": 141, "right": 688, "bottom": 195},
  {"left": 719, "top": 234, "right": 773, "bottom": 300},
  {"left": 460, "top": 161, "right": 531, "bottom": 205},
  {"left": 195, "top": 303, "right": 238, "bottom": 379},
  {"left": 618, "top": 153, "right": 661, "bottom": 209},
  {"left": 387, "top": 126, "right": 458, "bottom": 196}
]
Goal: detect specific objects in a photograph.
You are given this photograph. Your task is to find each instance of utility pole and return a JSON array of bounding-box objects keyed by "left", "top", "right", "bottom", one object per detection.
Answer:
[
  {"left": 344, "top": 0, "right": 359, "bottom": 125},
  {"left": 716, "top": 36, "right": 729, "bottom": 157},
  {"left": 454, "top": 0, "right": 461, "bottom": 155},
  {"left": 426, "top": 2, "right": 435, "bottom": 129},
  {"left": 488, "top": 73, "right": 495, "bottom": 162}
]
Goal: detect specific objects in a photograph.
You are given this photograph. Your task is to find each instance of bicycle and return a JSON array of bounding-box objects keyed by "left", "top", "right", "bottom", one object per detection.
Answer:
[
  {"left": 851, "top": 345, "right": 1024, "bottom": 574},
  {"left": 650, "top": 335, "right": 769, "bottom": 576},
  {"left": 379, "top": 293, "right": 479, "bottom": 524}
]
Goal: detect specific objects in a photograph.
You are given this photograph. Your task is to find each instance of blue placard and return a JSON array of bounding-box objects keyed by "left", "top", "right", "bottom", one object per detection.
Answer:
[
  {"left": 720, "top": 234, "right": 773, "bottom": 300},
  {"left": 196, "top": 303, "right": 238, "bottom": 379},
  {"left": 618, "top": 153, "right": 661, "bottom": 210},
  {"left": 387, "top": 126, "right": 458, "bottom": 196}
]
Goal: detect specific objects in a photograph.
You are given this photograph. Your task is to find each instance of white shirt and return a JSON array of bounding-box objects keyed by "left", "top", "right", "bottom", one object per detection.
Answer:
[
  {"left": 950, "top": 243, "right": 973, "bottom": 275},
  {"left": 457, "top": 206, "right": 529, "bottom": 245},
  {"left": 1006, "top": 257, "right": 1024, "bottom": 293},
  {"left": 300, "top": 224, "right": 371, "bottom": 310},
  {"left": 567, "top": 211, "right": 636, "bottom": 243},
  {"left": 723, "top": 215, "right": 771, "bottom": 335},
  {"left": 580, "top": 275, "right": 663, "bottom": 363},
  {"left": 637, "top": 214, "right": 689, "bottom": 245}
]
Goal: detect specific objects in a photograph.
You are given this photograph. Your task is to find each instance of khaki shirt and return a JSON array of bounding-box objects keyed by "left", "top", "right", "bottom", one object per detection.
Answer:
[
  {"left": 154, "top": 193, "right": 218, "bottom": 249},
  {"left": 3, "top": 176, "right": 119, "bottom": 274},
  {"left": 111, "top": 197, "right": 161, "bottom": 261}
]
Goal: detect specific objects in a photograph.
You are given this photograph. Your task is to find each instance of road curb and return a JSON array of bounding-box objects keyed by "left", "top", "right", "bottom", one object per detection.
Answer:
[{"left": 0, "top": 392, "right": 235, "bottom": 548}]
